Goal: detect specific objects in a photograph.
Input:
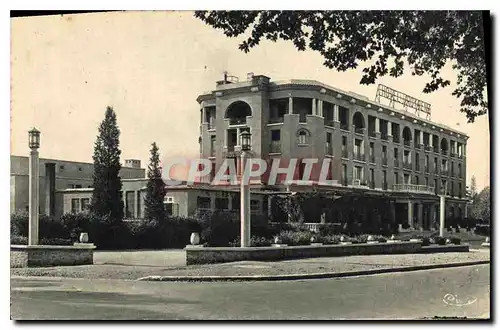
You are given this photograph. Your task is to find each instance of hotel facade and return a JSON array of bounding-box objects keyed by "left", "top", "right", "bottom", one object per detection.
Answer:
[{"left": 197, "top": 74, "right": 469, "bottom": 230}]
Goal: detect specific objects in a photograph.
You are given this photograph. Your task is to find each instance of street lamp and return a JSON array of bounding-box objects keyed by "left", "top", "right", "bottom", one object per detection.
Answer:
[
  {"left": 28, "top": 127, "right": 41, "bottom": 245},
  {"left": 240, "top": 131, "right": 251, "bottom": 247}
]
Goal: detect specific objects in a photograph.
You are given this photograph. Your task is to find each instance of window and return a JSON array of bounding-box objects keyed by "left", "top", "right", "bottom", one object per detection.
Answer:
[
  {"left": 326, "top": 132, "right": 332, "bottom": 144},
  {"left": 353, "top": 166, "right": 363, "bottom": 180},
  {"left": 354, "top": 139, "right": 363, "bottom": 157},
  {"left": 210, "top": 136, "right": 216, "bottom": 157},
  {"left": 382, "top": 145, "right": 387, "bottom": 158},
  {"left": 369, "top": 142, "right": 374, "bottom": 156},
  {"left": 403, "top": 150, "right": 411, "bottom": 163},
  {"left": 434, "top": 157, "right": 438, "bottom": 171},
  {"left": 215, "top": 197, "right": 229, "bottom": 210},
  {"left": 394, "top": 172, "right": 399, "bottom": 184},
  {"left": 81, "top": 198, "right": 90, "bottom": 211},
  {"left": 137, "top": 191, "right": 142, "bottom": 218},
  {"left": 404, "top": 174, "right": 410, "bottom": 184},
  {"left": 458, "top": 163, "right": 462, "bottom": 177},
  {"left": 271, "top": 130, "right": 281, "bottom": 141},
  {"left": 415, "top": 176, "right": 419, "bottom": 185},
  {"left": 341, "top": 136, "right": 348, "bottom": 157},
  {"left": 197, "top": 196, "right": 211, "bottom": 210},
  {"left": 342, "top": 164, "right": 347, "bottom": 185},
  {"left": 250, "top": 200, "right": 260, "bottom": 211},
  {"left": 382, "top": 170, "right": 387, "bottom": 189},
  {"left": 394, "top": 148, "right": 399, "bottom": 159},
  {"left": 370, "top": 168, "right": 375, "bottom": 187},
  {"left": 71, "top": 199, "right": 80, "bottom": 213},
  {"left": 126, "top": 191, "right": 135, "bottom": 218},
  {"left": 298, "top": 130, "right": 308, "bottom": 144}
]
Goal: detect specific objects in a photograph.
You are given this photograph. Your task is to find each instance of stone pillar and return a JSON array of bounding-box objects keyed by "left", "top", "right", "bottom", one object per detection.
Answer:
[
  {"left": 29, "top": 149, "right": 40, "bottom": 245},
  {"left": 407, "top": 201, "right": 413, "bottom": 228},
  {"left": 288, "top": 96, "right": 293, "bottom": 114},
  {"left": 419, "top": 132, "right": 424, "bottom": 146},
  {"left": 375, "top": 118, "right": 380, "bottom": 133},
  {"left": 333, "top": 104, "right": 339, "bottom": 122},
  {"left": 417, "top": 203, "right": 423, "bottom": 231},
  {"left": 439, "top": 195, "right": 446, "bottom": 236},
  {"left": 312, "top": 98, "right": 317, "bottom": 116},
  {"left": 430, "top": 135, "right": 434, "bottom": 148},
  {"left": 387, "top": 121, "right": 392, "bottom": 137},
  {"left": 318, "top": 100, "right": 323, "bottom": 117}
]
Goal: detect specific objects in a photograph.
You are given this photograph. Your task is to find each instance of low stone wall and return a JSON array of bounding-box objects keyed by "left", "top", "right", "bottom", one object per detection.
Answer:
[
  {"left": 11, "top": 244, "right": 95, "bottom": 268},
  {"left": 185, "top": 242, "right": 422, "bottom": 265},
  {"left": 419, "top": 245, "right": 470, "bottom": 253}
]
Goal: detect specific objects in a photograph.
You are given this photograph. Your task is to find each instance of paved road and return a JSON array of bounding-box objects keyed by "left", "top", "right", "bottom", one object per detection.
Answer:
[{"left": 11, "top": 265, "right": 490, "bottom": 320}]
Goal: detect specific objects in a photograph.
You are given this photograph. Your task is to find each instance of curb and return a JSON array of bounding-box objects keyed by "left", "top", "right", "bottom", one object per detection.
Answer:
[{"left": 136, "top": 260, "right": 490, "bottom": 282}]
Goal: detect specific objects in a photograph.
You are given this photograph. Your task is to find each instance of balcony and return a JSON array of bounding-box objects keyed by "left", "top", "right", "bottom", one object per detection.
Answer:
[
  {"left": 340, "top": 122, "right": 349, "bottom": 131},
  {"left": 269, "top": 117, "right": 284, "bottom": 124},
  {"left": 393, "top": 184, "right": 435, "bottom": 194},
  {"left": 229, "top": 118, "right": 247, "bottom": 125},
  {"left": 324, "top": 118, "right": 335, "bottom": 127},
  {"left": 369, "top": 155, "right": 375, "bottom": 163},
  {"left": 424, "top": 145, "right": 431, "bottom": 152},
  {"left": 403, "top": 161, "right": 412, "bottom": 170},
  {"left": 382, "top": 157, "right": 388, "bottom": 166},
  {"left": 352, "top": 179, "right": 369, "bottom": 187},
  {"left": 341, "top": 149, "right": 348, "bottom": 158},
  {"left": 270, "top": 141, "right": 281, "bottom": 154},
  {"left": 394, "top": 159, "right": 400, "bottom": 168},
  {"left": 368, "top": 130, "right": 376, "bottom": 138},
  {"left": 450, "top": 152, "right": 457, "bottom": 158},
  {"left": 441, "top": 169, "right": 449, "bottom": 176},
  {"left": 383, "top": 182, "right": 388, "bottom": 190},
  {"left": 441, "top": 150, "right": 448, "bottom": 156},
  {"left": 415, "top": 164, "right": 421, "bottom": 172},
  {"left": 381, "top": 132, "right": 388, "bottom": 141},
  {"left": 354, "top": 153, "right": 365, "bottom": 162},
  {"left": 403, "top": 140, "right": 411, "bottom": 147},
  {"left": 433, "top": 146, "right": 439, "bottom": 153},
  {"left": 415, "top": 143, "right": 421, "bottom": 150},
  {"left": 208, "top": 121, "right": 215, "bottom": 130},
  {"left": 393, "top": 136, "right": 400, "bottom": 144}
]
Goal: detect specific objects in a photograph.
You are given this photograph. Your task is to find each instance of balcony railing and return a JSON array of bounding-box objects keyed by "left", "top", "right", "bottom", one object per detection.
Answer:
[
  {"left": 381, "top": 132, "right": 388, "bottom": 141},
  {"left": 368, "top": 130, "right": 376, "bottom": 138},
  {"left": 352, "top": 179, "right": 368, "bottom": 187},
  {"left": 269, "top": 117, "right": 284, "bottom": 124},
  {"left": 441, "top": 149, "right": 448, "bottom": 156},
  {"left": 433, "top": 146, "right": 439, "bottom": 153},
  {"left": 441, "top": 169, "right": 449, "bottom": 176},
  {"left": 424, "top": 145, "right": 431, "bottom": 152},
  {"left": 227, "top": 145, "right": 235, "bottom": 152},
  {"left": 415, "top": 164, "right": 421, "bottom": 172},
  {"left": 383, "top": 182, "right": 388, "bottom": 190},
  {"left": 354, "top": 153, "right": 365, "bottom": 162},
  {"left": 393, "top": 136, "right": 400, "bottom": 143},
  {"left": 369, "top": 155, "right": 375, "bottom": 163},
  {"left": 415, "top": 143, "right": 421, "bottom": 150},
  {"left": 450, "top": 152, "right": 457, "bottom": 158},
  {"left": 341, "top": 149, "right": 348, "bottom": 158},
  {"left": 393, "top": 184, "right": 435, "bottom": 194},
  {"left": 208, "top": 121, "right": 215, "bottom": 130},
  {"left": 403, "top": 161, "right": 412, "bottom": 170},
  {"left": 324, "top": 119, "right": 334, "bottom": 127},
  {"left": 354, "top": 127, "right": 364, "bottom": 135},
  {"left": 340, "top": 122, "right": 349, "bottom": 131},
  {"left": 382, "top": 157, "right": 388, "bottom": 166},
  {"left": 270, "top": 141, "right": 281, "bottom": 153},
  {"left": 394, "top": 159, "right": 400, "bottom": 168},
  {"left": 403, "top": 140, "right": 411, "bottom": 147},
  {"left": 229, "top": 118, "right": 247, "bottom": 125}
]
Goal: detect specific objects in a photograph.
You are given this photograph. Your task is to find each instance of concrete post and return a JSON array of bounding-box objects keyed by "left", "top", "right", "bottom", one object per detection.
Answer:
[
  {"left": 312, "top": 98, "right": 317, "bottom": 116},
  {"left": 240, "top": 151, "right": 251, "bottom": 247},
  {"left": 288, "top": 96, "right": 293, "bottom": 115},
  {"left": 387, "top": 121, "right": 392, "bottom": 136},
  {"left": 333, "top": 104, "right": 339, "bottom": 122},
  {"left": 375, "top": 118, "right": 380, "bottom": 133},
  {"left": 318, "top": 100, "right": 323, "bottom": 117},
  {"left": 439, "top": 195, "right": 446, "bottom": 237},
  {"left": 29, "top": 149, "right": 40, "bottom": 245}
]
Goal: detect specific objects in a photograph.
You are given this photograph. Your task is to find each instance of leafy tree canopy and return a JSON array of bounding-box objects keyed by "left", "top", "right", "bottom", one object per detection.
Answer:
[{"left": 195, "top": 10, "right": 488, "bottom": 122}]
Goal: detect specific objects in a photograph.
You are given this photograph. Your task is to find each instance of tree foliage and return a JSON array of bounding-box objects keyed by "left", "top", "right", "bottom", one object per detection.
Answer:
[
  {"left": 195, "top": 10, "right": 488, "bottom": 122},
  {"left": 144, "top": 142, "right": 167, "bottom": 224},
  {"left": 91, "top": 106, "right": 124, "bottom": 224},
  {"left": 470, "top": 186, "right": 490, "bottom": 223}
]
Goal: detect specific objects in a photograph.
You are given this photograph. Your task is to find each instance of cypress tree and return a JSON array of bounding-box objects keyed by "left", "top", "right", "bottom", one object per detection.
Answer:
[
  {"left": 91, "top": 106, "right": 124, "bottom": 224},
  {"left": 144, "top": 142, "right": 166, "bottom": 223}
]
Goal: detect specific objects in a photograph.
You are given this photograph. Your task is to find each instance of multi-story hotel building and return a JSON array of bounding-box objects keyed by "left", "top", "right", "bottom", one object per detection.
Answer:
[{"left": 197, "top": 74, "right": 469, "bottom": 230}]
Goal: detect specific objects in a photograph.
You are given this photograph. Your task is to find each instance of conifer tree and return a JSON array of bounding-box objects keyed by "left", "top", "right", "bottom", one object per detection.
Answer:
[{"left": 144, "top": 142, "right": 166, "bottom": 223}]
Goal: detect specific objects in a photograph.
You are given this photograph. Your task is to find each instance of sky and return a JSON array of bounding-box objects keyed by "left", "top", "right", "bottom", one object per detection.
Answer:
[{"left": 10, "top": 11, "right": 490, "bottom": 190}]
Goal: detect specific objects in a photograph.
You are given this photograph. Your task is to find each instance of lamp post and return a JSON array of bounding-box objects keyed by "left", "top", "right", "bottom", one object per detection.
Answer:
[
  {"left": 240, "top": 131, "right": 251, "bottom": 247},
  {"left": 28, "top": 127, "right": 40, "bottom": 245}
]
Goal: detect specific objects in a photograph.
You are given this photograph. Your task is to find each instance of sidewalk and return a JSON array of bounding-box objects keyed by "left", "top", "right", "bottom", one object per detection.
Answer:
[{"left": 11, "top": 249, "right": 490, "bottom": 281}]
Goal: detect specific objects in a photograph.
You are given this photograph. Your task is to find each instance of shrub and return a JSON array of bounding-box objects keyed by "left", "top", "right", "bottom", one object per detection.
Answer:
[
  {"left": 434, "top": 237, "right": 447, "bottom": 245},
  {"left": 275, "top": 230, "right": 313, "bottom": 246},
  {"left": 11, "top": 235, "right": 27, "bottom": 245},
  {"left": 374, "top": 235, "right": 387, "bottom": 243},
  {"left": 448, "top": 236, "right": 461, "bottom": 245},
  {"left": 420, "top": 237, "right": 431, "bottom": 246},
  {"left": 316, "top": 234, "right": 341, "bottom": 245},
  {"left": 352, "top": 234, "right": 369, "bottom": 244},
  {"left": 251, "top": 236, "right": 272, "bottom": 247},
  {"left": 11, "top": 210, "right": 68, "bottom": 240},
  {"left": 60, "top": 212, "right": 92, "bottom": 241},
  {"left": 199, "top": 211, "right": 239, "bottom": 247},
  {"left": 318, "top": 223, "right": 339, "bottom": 236}
]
